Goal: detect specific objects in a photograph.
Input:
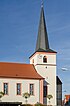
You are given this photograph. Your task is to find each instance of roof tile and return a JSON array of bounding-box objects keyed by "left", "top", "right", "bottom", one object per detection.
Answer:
[{"left": 0, "top": 62, "right": 44, "bottom": 80}]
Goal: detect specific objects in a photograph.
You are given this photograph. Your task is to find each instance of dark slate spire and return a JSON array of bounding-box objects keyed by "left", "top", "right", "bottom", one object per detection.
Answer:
[
  {"left": 35, "top": 5, "right": 56, "bottom": 53},
  {"left": 35, "top": 6, "right": 49, "bottom": 52},
  {"left": 29, "top": 4, "right": 56, "bottom": 59}
]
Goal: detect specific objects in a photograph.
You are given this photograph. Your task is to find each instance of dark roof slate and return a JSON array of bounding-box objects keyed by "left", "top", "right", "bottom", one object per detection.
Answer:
[
  {"left": 56, "top": 76, "right": 62, "bottom": 85},
  {"left": 35, "top": 7, "right": 49, "bottom": 52},
  {"left": 35, "top": 6, "right": 56, "bottom": 53},
  {"left": 36, "top": 48, "right": 57, "bottom": 53}
]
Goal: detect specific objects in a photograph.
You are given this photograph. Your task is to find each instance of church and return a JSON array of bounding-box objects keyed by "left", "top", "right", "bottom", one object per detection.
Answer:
[{"left": 0, "top": 2, "right": 62, "bottom": 106}]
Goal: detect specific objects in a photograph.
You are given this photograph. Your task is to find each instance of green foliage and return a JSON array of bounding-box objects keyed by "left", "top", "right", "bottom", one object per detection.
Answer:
[
  {"left": 21, "top": 104, "right": 52, "bottom": 106},
  {"left": 35, "top": 103, "right": 44, "bottom": 106},
  {"left": 23, "top": 92, "right": 30, "bottom": 99},
  {"left": 47, "top": 94, "right": 53, "bottom": 100},
  {"left": 0, "top": 91, "right": 4, "bottom": 98},
  {"left": 21, "top": 104, "right": 33, "bottom": 106},
  {"left": 23, "top": 92, "right": 30, "bottom": 104},
  {"left": 34, "top": 102, "right": 50, "bottom": 106}
]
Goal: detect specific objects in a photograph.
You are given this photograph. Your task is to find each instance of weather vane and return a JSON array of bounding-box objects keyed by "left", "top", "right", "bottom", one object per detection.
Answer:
[{"left": 41, "top": 0, "right": 44, "bottom": 7}]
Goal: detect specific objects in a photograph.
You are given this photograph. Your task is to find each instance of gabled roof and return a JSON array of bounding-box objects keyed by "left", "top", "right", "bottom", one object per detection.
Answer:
[
  {"left": 0, "top": 62, "right": 44, "bottom": 80},
  {"left": 65, "top": 95, "right": 70, "bottom": 101}
]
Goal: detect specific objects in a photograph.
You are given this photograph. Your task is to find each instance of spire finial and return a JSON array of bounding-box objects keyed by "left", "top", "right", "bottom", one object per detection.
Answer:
[{"left": 41, "top": 0, "right": 44, "bottom": 7}]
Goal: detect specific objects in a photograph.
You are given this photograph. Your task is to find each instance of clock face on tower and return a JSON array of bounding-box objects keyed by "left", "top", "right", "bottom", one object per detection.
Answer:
[{"left": 38, "top": 54, "right": 42, "bottom": 59}]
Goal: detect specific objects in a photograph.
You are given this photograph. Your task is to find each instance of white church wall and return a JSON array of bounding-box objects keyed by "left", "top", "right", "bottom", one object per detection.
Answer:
[
  {"left": 35, "top": 65, "right": 56, "bottom": 105},
  {"left": 30, "top": 52, "right": 56, "bottom": 65},
  {"left": 30, "top": 52, "right": 57, "bottom": 105},
  {"left": 0, "top": 78, "right": 40, "bottom": 104}
]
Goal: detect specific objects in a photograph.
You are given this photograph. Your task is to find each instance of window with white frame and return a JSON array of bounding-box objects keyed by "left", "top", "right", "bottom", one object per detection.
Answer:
[
  {"left": 3, "top": 83, "right": 8, "bottom": 95},
  {"left": 16, "top": 83, "right": 21, "bottom": 95},
  {"left": 30, "top": 84, "right": 34, "bottom": 95}
]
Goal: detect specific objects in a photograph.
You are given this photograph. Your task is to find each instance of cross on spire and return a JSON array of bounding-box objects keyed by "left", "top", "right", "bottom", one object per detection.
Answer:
[
  {"left": 41, "top": 0, "right": 44, "bottom": 7},
  {"left": 35, "top": 4, "right": 49, "bottom": 52},
  {"left": 35, "top": 1, "right": 56, "bottom": 53}
]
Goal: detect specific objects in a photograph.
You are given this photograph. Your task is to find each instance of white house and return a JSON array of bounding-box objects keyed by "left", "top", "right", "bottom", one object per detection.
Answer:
[{"left": 0, "top": 3, "right": 62, "bottom": 106}]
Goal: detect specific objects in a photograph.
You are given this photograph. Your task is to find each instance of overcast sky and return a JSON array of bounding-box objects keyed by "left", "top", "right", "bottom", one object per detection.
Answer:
[{"left": 0, "top": 0, "right": 70, "bottom": 99}]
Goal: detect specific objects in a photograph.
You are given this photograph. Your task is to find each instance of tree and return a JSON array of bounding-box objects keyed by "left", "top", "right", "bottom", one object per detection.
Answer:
[
  {"left": 47, "top": 94, "right": 53, "bottom": 105},
  {"left": 0, "top": 91, "right": 4, "bottom": 102},
  {"left": 23, "top": 92, "right": 30, "bottom": 104}
]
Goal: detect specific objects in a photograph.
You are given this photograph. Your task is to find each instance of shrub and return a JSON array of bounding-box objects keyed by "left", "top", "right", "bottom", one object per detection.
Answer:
[
  {"left": 34, "top": 103, "right": 47, "bottom": 106},
  {"left": 21, "top": 104, "right": 33, "bottom": 106}
]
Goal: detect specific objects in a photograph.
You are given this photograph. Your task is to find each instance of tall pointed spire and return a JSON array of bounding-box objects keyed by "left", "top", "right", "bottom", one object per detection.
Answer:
[
  {"left": 35, "top": 4, "right": 56, "bottom": 53},
  {"left": 35, "top": 4, "right": 49, "bottom": 52},
  {"left": 29, "top": 2, "right": 56, "bottom": 58}
]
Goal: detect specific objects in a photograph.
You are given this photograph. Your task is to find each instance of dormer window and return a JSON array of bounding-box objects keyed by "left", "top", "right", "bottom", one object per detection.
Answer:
[{"left": 43, "top": 56, "right": 47, "bottom": 63}]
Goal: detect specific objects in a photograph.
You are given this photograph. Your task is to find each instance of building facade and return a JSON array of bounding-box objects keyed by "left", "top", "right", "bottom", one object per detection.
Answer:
[
  {"left": 0, "top": 63, "right": 43, "bottom": 105},
  {"left": 63, "top": 95, "right": 70, "bottom": 105},
  {"left": 30, "top": 6, "right": 57, "bottom": 106},
  {"left": 0, "top": 3, "right": 62, "bottom": 106},
  {"left": 56, "top": 76, "right": 62, "bottom": 106}
]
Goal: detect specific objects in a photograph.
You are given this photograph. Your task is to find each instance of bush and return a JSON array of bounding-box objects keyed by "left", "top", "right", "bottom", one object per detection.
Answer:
[
  {"left": 21, "top": 104, "right": 52, "bottom": 106},
  {"left": 34, "top": 103, "right": 47, "bottom": 106},
  {"left": 21, "top": 104, "right": 33, "bottom": 106}
]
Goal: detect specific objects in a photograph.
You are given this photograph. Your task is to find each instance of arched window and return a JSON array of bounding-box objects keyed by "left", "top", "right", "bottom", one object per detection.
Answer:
[
  {"left": 43, "top": 56, "right": 47, "bottom": 63},
  {"left": 32, "top": 59, "right": 34, "bottom": 64}
]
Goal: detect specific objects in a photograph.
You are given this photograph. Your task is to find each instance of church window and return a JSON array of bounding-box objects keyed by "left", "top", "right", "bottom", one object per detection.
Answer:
[
  {"left": 29, "top": 84, "right": 34, "bottom": 95},
  {"left": 43, "top": 56, "right": 47, "bottom": 63},
  {"left": 32, "top": 59, "right": 34, "bottom": 63},
  {"left": 43, "top": 86, "right": 47, "bottom": 97},
  {"left": 3, "top": 83, "right": 8, "bottom": 95},
  {"left": 16, "top": 83, "right": 21, "bottom": 95}
]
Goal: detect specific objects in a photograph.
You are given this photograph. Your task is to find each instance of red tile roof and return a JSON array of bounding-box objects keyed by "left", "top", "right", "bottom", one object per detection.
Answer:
[
  {"left": 65, "top": 95, "right": 70, "bottom": 102},
  {"left": 0, "top": 62, "right": 44, "bottom": 80}
]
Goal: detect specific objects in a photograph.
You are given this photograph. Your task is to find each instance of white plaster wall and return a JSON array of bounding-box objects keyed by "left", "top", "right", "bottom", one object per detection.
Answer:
[
  {"left": 30, "top": 54, "right": 37, "bottom": 65},
  {"left": 30, "top": 53, "right": 56, "bottom": 65},
  {"left": 35, "top": 65, "right": 56, "bottom": 105},
  {"left": 0, "top": 78, "right": 40, "bottom": 104},
  {"left": 30, "top": 53, "right": 57, "bottom": 105}
]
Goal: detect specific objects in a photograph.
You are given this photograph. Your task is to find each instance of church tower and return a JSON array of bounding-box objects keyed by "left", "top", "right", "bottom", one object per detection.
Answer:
[{"left": 29, "top": 4, "right": 57, "bottom": 106}]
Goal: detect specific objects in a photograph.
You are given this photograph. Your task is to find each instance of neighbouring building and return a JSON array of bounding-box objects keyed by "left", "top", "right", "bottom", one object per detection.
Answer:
[
  {"left": 63, "top": 95, "right": 70, "bottom": 105},
  {"left": 56, "top": 76, "right": 62, "bottom": 106},
  {"left": 0, "top": 2, "right": 62, "bottom": 106}
]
